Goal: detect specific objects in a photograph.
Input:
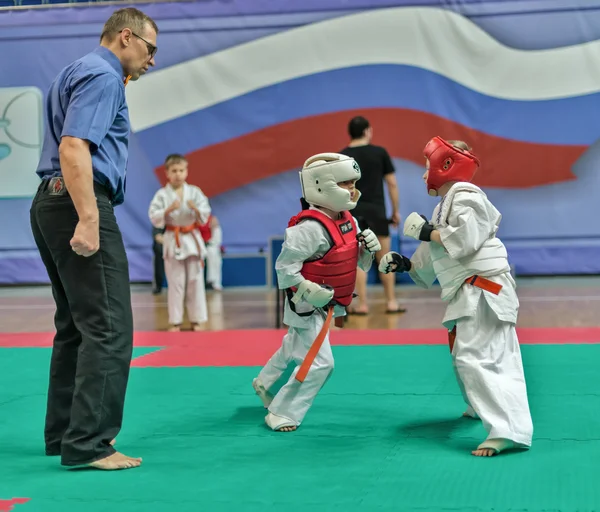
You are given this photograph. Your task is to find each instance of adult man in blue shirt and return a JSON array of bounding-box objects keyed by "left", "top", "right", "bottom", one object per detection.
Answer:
[{"left": 30, "top": 7, "right": 158, "bottom": 471}]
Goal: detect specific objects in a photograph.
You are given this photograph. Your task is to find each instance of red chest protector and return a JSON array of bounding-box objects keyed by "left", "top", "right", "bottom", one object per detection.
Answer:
[
  {"left": 198, "top": 214, "right": 212, "bottom": 242},
  {"left": 288, "top": 209, "right": 359, "bottom": 307}
]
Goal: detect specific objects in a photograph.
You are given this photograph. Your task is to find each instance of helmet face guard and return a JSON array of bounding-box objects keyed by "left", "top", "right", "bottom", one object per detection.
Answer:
[
  {"left": 299, "top": 153, "right": 362, "bottom": 211},
  {"left": 424, "top": 137, "right": 480, "bottom": 196}
]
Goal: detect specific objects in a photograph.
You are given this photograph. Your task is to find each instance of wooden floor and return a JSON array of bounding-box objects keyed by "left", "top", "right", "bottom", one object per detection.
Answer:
[{"left": 0, "top": 275, "right": 599, "bottom": 333}]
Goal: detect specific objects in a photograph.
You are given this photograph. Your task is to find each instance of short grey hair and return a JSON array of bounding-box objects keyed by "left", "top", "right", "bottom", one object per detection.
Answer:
[{"left": 100, "top": 7, "right": 158, "bottom": 42}]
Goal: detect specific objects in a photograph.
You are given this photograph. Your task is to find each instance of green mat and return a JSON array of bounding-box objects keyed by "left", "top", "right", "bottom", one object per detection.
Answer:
[{"left": 1, "top": 344, "right": 599, "bottom": 512}]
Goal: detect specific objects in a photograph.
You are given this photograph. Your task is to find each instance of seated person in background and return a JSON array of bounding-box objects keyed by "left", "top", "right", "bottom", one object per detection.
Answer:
[{"left": 198, "top": 214, "right": 223, "bottom": 291}]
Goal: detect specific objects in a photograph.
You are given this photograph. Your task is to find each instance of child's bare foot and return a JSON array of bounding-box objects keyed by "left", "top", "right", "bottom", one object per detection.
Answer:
[
  {"left": 265, "top": 412, "right": 298, "bottom": 432},
  {"left": 168, "top": 325, "right": 180, "bottom": 332},
  {"left": 252, "top": 378, "right": 273, "bottom": 408},
  {"left": 472, "top": 447, "right": 496, "bottom": 457},
  {"left": 472, "top": 438, "right": 515, "bottom": 457},
  {"left": 87, "top": 451, "right": 142, "bottom": 470},
  {"left": 462, "top": 406, "right": 479, "bottom": 419}
]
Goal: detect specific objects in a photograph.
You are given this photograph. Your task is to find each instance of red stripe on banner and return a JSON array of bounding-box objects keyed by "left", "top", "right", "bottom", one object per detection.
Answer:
[{"left": 154, "top": 108, "right": 586, "bottom": 197}]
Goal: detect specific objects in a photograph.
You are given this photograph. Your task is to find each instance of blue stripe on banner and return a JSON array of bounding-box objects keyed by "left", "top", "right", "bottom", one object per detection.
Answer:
[{"left": 135, "top": 64, "right": 600, "bottom": 166}]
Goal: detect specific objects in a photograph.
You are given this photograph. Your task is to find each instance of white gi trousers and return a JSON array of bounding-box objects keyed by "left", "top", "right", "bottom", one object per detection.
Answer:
[
  {"left": 164, "top": 256, "right": 208, "bottom": 325},
  {"left": 258, "top": 311, "right": 334, "bottom": 425},
  {"left": 452, "top": 296, "right": 533, "bottom": 447}
]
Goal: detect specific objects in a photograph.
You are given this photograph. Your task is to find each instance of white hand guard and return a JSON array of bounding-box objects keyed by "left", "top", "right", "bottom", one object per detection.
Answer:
[
  {"left": 291, "top": 280, "right": 334, "bottom": 308},
  {"left": 357, "top": 229, "right": 381, "bottom": 253},
  {"left": 403, "top": 212, "right": 434, "bottom": 241}
]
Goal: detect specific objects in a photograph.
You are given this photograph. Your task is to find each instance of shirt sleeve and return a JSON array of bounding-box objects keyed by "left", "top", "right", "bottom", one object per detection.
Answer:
[
  {"left": 381, "top": 148, "right": 395, "bottom": 176},
  {"left": 61, "top": 72, "right": 123, "bottom": 151}
]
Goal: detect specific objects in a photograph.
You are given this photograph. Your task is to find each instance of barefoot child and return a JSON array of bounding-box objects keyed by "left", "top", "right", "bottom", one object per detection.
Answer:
[
  {"left": 253, "top": 153, "right": 380, "bottom": 431},
  {"left": 149, "top": 154, "right": 211, "bottom": 331},
  {"left": 379, "top": 136, "right": 533, "bottom": 457}
]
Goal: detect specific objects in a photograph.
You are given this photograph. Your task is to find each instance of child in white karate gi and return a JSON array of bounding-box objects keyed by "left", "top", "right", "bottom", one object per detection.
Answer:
[
  {"left": 148, "top": 154, "right": 211, "bottom": 331},
  {"left": 253, "top": 153, "right": 381, "bottom": 432},
  {"left": 380, "top": 137, "right": 534, "bottom": 457}
]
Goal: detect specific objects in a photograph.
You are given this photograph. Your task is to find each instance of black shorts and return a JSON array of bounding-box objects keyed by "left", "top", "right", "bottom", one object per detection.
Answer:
[{"left": 353, "top": 204, "right": 389, "bottom": 237}]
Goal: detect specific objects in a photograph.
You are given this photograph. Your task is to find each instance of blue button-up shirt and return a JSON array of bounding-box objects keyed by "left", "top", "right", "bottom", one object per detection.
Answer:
[{"left": 36, "top": 47, "right": 130, "bottom": 206}]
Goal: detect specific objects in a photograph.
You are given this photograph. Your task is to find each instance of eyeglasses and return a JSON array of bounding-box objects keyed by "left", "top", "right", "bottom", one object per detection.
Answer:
[
  {"left": 133, "top": 32, "right": 157, "bottom": 58},
  {"left": 120, "top": 29, "right": 157, "bottom": 58}
]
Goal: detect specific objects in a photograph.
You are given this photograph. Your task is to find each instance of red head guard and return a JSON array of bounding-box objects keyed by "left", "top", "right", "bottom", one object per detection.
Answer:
[{"left": 424, "top": 136, "right": 480, "bottom": 196}]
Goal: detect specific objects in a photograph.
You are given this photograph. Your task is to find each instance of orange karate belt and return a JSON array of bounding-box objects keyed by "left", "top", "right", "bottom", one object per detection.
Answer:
[
  {"left": 448, "top": 275, "right": 503, "bottom": 353},
  {"left": 165, "top": 223, "right": 205, "bottom": 265}
]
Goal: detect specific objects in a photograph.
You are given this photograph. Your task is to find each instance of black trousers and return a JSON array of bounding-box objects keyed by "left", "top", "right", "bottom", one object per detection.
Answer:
[
  {"left": 29, "top": 178, "right": 134, "bottom": 466},
  {"left": 152, "top": 241, "right": 165, "bottom": 291}
]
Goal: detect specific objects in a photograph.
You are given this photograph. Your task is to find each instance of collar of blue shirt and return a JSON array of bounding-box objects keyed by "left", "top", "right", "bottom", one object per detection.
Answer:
[{"left": 93, "top": 46, "right": 126, "bottom": 82}]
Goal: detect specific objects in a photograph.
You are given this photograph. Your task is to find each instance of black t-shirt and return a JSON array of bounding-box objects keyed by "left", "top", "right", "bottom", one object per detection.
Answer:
[{"left": 339, "top": 144, "right": 395, "bottom": 217}]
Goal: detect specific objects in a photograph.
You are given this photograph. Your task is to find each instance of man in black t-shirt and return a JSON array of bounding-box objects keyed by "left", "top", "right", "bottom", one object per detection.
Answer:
[{"left": 340, "top": 116, "right": 405, "bottom": 314}]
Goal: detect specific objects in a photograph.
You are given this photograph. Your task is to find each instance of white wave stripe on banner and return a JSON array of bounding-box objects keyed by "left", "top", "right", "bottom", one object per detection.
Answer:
[
  {"left": 126, "top": 6, "right": 600, "bottom": 132},
  {"left": 0, "top": 87, "right": 43, "bottom": 199}
]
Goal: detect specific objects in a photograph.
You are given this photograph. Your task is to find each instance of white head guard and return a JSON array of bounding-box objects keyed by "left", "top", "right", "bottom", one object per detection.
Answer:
[{"left": 299, "top": 153, "right": 362, "bottom": 212}]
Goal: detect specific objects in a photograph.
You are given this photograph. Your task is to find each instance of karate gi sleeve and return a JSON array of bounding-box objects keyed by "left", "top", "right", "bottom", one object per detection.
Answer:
[
  {"left": 353, "top": 216, "right": 374, "bottom": 272},
  {"left": 408, "top": 242, "right": 437, "bottom": 289},
  {"left": 275, "top": 221, "right": 331, "bottom": 290},
  {"left": 192, "top": 187, "right": 212, "bottom": 224},
  {"left": 437, "top": 192, "right": 497, "bottom": 260},
  {"left": 148, "top": 190, "right": 167, "bottom": 229}
]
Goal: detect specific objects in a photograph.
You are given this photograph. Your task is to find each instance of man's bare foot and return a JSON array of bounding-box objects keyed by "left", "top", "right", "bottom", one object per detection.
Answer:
[
  {"left": 278, "top": 426, "right": 297, "bottom": 432},
  {"left": 348, "top": 306, "right": 368, "bottom": 315},
  {"left": 191, "top": 323, "right": 205, "bottom": 332},
  {"left": 385, "top": 300, "right": 407, "bottom": 313},
  {"left": 168, "top": 325, "right": 180, "bottom": 332},
  {"left": 88, "top": 451, "right": 142, "bottom": 470}
]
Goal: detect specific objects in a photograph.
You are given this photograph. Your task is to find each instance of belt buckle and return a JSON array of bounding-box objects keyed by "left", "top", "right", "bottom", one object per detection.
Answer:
[{"left": 48, "top": 176, "right": 66, "bottom": 196}]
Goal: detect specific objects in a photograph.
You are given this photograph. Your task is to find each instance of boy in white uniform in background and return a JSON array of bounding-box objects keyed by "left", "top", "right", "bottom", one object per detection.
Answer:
[
  {"left": 379, "top": 137, "right": 533, "bottom": 457},
  {"left": 253, "top": 153, "right": 381, "bottom": 432},
  {"left": 148, "top": 154, "right": 211, "bottom": 331}
]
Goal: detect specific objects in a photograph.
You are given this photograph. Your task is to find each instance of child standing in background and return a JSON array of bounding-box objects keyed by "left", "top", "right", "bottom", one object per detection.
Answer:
[{"left": 149, "top": 154, "right": 211, "bottom": 331}]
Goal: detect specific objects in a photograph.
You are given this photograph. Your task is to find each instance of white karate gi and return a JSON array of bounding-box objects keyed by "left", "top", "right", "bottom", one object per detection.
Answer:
[
  {"left": 148, "top": 183, "right": 211, "bottom": 326},
  {"left": 257, "top": 207, "right": 374, "bottom": 426},
  {"left": 205, "top": 224, "right": 223, "bottom": 290},
  {"left": 409, "top": 182, "right": 533, "bottom": 448}
]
